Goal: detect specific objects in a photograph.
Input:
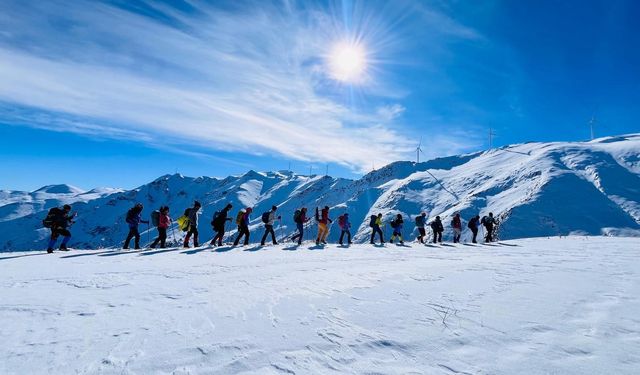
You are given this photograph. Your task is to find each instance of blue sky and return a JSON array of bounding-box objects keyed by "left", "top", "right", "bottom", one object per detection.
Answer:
[{"left": 1, "top": 0, "right": 639, "bottom": 191}]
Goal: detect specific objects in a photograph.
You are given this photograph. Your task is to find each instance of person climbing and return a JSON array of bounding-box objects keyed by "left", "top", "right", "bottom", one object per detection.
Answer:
[
  {"left": 150, "top": 206, "right": 171, "bottom": 249},
  {"left": 451, "top": 213, "right": 462, "bottom": 243},
  {"left": 43, "top": 204, "right": 75, "bottom": 253},
  {"left": 468, "top": 215, "right": 480, "bottom": 243},
  {"left": 210, "top": 203, "right": 233, "bottom": 246},
  {"left": 291, "top": 207, "right": 310, "bottom": 245},
  {"left": 123, "top": 203, "right": 149, "bottom": 250},
  {"left": 338, "top": 213, "right": 352, "bottom": 245},
  {"left": 482, "top": 212, "right": 497, "bottom": 242},
  {"left": 415, "top": 212, "right": 427, "bottom": 243},
  {"left": 369, "top": 213, "right": 384, "bottom": 244},
  {"left": 260, "top": 206, "right": 281, "bottom": 246},
  {"left": 233, "top": 207, "right": 252, "bottom": 246},
  {"left": 430, "top": 215, "right": 444, "bottom": 243},
  {"left": 389, "top": 213, "right": 404, "bottom": 244},
  {"left": 316, "top": 206, "right": 332, "bottom": 245},
  {"left": 183, "top": 201, "right": 201, "bottom": 248}
]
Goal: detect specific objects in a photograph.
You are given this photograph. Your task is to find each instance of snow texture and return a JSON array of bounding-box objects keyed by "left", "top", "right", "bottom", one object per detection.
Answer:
[
  {"left": 1, "top": 237, "right": 639, "bottom": 374},
  {"left": 1, "top": 135, "right": 639, "bottom": 251}
]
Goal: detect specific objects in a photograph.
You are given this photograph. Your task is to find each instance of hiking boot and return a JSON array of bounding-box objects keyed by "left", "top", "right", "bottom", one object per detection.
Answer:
[
  {"left": 47, "top": 248, "right": 54, "bottom": 254},
  {"left": 59, "top": 245, "right": 69, "bottom": 251}
]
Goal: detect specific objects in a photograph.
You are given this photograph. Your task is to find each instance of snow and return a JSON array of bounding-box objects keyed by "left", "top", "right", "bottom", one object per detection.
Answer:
[{"left": 1, "top": 236, "right": 639, "bottom": 374}]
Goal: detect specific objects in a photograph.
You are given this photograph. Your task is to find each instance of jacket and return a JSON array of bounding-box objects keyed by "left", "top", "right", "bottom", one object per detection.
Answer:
[{"left": 159, "top": 212, "right": 170, "bottom": 229}]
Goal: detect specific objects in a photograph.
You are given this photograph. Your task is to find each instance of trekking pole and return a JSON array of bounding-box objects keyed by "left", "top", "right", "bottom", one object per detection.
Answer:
[
  {"left": 279, "top": 218, "right": 284, "bottom": 243},
  {"left": 146, "top": 221, "right": 150, "bottom": 246},
  {"left": 171, "top": 223, "right": 177, "bottom": 246}
]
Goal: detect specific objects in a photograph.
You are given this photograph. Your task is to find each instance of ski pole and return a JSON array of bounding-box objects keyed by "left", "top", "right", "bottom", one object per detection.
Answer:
[{"left": 147, "top": 222, "right": 150, "bottom": 246}]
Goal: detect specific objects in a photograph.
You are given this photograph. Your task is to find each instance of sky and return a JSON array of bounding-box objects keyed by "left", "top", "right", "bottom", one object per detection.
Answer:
[{"left": 1, "top": 0, "right": 639, "bottom": 191}]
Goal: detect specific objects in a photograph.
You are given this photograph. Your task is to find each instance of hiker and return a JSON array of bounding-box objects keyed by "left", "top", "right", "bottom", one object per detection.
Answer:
[
  {"left": 233, "top": 207, "right": 253, "bottom": 246},
  {"left": 43, "top": 204, "right": 75, "bottom": 253},
  {"left": 291, "top": 207, "right": 310, "bottom": 245},
  {"left": 183, "top": 201, "right": 201, "bottom": 248},
  {"left": 482, "top": 212, "right": 497, "bottom": 242},
  {"left": 451, "top": 213, "right": 462, "bottom": 243},
  {"left": 316, "top": 206, "right": 332, "bottom": 245},
  {"left": 369, "top": 213, "right": 384, "bottom": 244},
  {"left": 389, "top": 213, "right": 404, "bottom": 244},
  {"left": 430, "top": 216, "right": 444, "bottom": 243},
  {"left": 150, "top": 206, "right": 171, "bottom": 249},
  {"left": 260, "top": 205, "right": 281, "bottom": 246},
  {"left": 338, "top": 213, "right": 352, "bottom": 245},
  {"left": 468, "top": 215, "right": 480, "bottom": 243},
  {"left": 124, "top": 203, "right": 149, "bottom": 250},
  {"left": 415, "top": 212, "right": 427, "bottom": 243},
  {"left": 210, "top": 203, "right": 233, "bottom": 246}
]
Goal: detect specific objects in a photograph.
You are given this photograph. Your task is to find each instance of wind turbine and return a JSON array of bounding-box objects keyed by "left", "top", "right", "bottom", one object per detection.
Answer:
[
  {"left": 589, "top": 115, "right": 597, "bottom": 140},
  {"left": 416, "top": 137, "right": 423, "bottom": 164}
]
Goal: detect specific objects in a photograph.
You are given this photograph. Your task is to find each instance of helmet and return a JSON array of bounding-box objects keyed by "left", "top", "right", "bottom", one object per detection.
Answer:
[
  {"left": 194, "top": 201, "right": 201, "bottom": 207},
  {"left": 135, "top": 203, "right": 143, "bottom": 209},
  {"left": 272, "top": 205, "right": 278, "bottom": 211},
  {"left": 63, "top": 204, "right": 71, "bottom": 211}
]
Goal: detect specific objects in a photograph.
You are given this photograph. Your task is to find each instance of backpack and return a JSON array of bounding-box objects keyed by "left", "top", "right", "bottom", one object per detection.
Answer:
[
  {"left": 42, "top": 207, "right": 62, "bottom": 228},
  {"left": 315, "top": 207, "right": 320, "bottom": 222},
  {"left": 151, "top": 210, "right": 160, "bottom": 227},
  {"left": 210, "top": 211, "right": 220, "bottom": 226},
  {"left": 293, "top": 209, "right": 301, "bottom": 223},
  {"left": 261, "top": 211, "right": 270, "bottom": 224},
  {"left": 338, "top": 215, "right": 345, "bottom": 228},
  {"left": 235, "top": 210, "right": 245, "bottom": 225},
  {"left": 369, "top": 215, "right": 377, "bottom": 228},
  {"left": 176, "top": 215, "right": 190, "bottom": 231},
  {"left": 481, "top": 216, "right": 488, "bottom": 225},
  {"left": 125, "top": 208, "right": 137, "bottom": 225}
]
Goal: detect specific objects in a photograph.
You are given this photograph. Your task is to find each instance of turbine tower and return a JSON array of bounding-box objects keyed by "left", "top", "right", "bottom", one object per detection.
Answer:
[
  {"left": 589, "top": 116, "right": 597, "bottom": 140},
  {"left": 416, "top": 137, "right": 423, "bottom": 163}
]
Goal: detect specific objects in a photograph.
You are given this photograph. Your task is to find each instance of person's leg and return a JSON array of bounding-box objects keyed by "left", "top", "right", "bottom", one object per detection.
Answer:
[
  {"left": 377, "top": 226, "right": 384, "bottom": 243},
  {"left": 159, "top": 228, "right": 167, "bottom": 248},
  {"left": 339, "top": 230, "right": 345, "bottom": 244},
  {"left": 322, "top": 224, "right": 330, "bottom": 242},
  {"left": 47, "top": 229, "right": 59, "bottom": 252},
  {"left": 370, "top": 228, "right": 375, "bottom": 244},
  {"left": 133, "top": 228, "right": 141, "bottom": 249},
  {"left": 261, "top": 225, "right": 269, "bottom": 245},
  {"left": 472, "top": 228, "right": 477, "bottom": 243},
  {"left": 124, "top": 228, "right": 135, "bottom": 249},
  {"left": 60, "top": 229, "right": 71, "bottom": 249},
  {"left": 270, "top": 225, "right": 277, "bottom": 244},
  {"left": 244, "top": 227, "right": 250, "bottom": 245},
  {"left": 184, "top": 228, "right": 192, "bottom": 247},
  {"left": 192, "top": 227, "right": 199, "bottom": 247}
]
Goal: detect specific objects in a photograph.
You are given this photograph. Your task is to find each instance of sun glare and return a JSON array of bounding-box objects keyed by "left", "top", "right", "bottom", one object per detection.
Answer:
[{"left": 327, "top": 41, "right": 367, "bottom": 83}]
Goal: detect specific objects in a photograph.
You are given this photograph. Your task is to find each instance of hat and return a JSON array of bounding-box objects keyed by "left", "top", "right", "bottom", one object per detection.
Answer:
[{"left": 194, "top": 201, "right": 201, "bottom": 207}]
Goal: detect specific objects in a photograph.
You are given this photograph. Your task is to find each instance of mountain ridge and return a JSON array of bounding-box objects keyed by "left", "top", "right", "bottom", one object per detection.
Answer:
[{"left": 1, "top": 134, "right": 639, "bottom": 250}]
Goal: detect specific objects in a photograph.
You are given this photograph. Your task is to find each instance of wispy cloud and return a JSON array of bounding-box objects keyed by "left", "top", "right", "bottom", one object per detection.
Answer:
[{"left": 0, "top": 0, "right": 481, "bottom": 172}]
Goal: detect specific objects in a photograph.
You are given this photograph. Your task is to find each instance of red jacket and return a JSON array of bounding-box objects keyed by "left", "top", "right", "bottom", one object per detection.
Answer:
[
  {"left": 320, "top": 208, "right": 330, "bottom": 224},
  {"left": 159, "top": 213, "right": 170, "bottom": 229}
]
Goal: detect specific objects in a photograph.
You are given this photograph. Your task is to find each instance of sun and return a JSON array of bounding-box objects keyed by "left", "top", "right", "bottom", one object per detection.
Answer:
[{"left": 327, "top": 41, "right": 368, "bottom": 83}]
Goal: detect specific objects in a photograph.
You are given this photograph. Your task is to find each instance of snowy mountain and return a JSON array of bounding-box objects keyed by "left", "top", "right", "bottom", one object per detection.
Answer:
[{"left": 1, "top": 134, "right": 639, "bottom": 251}]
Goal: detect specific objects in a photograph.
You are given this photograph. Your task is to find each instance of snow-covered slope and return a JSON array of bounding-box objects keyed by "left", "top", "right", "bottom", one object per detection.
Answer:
[
  {"left": 1, "top": 237, "right": 639, "bottom": 374},
  {"left": 1, "top": 135, "right": 639, "bottom": 251}
]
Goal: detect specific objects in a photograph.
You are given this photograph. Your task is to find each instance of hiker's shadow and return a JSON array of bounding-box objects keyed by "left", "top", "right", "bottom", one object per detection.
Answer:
[
  {"left": 307, "top": 245, "right": 325, "bottom": 251},
  {"left": 440, "top": 243, "right": 455, "bottom": 247},
  {"left": 182, "top": 246, "right": 211, "bottom": 255},
  {"left": 282, "top": 245, "right": 300, "bottom": 251},
  {"left": 140, "top": 247, "right": 185, "bottom": 256},
  {"left": 244, "top": 245, "right": 265, "bottom": 252},
  {"left": 425, "top": 244, "right": 439, "bottom": 248},
  {"left": 213, "top": 246, "right": 234, "bottom": 253},
  {"left": 497, "top": 242, "right": 520, "bottom": 247}
]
